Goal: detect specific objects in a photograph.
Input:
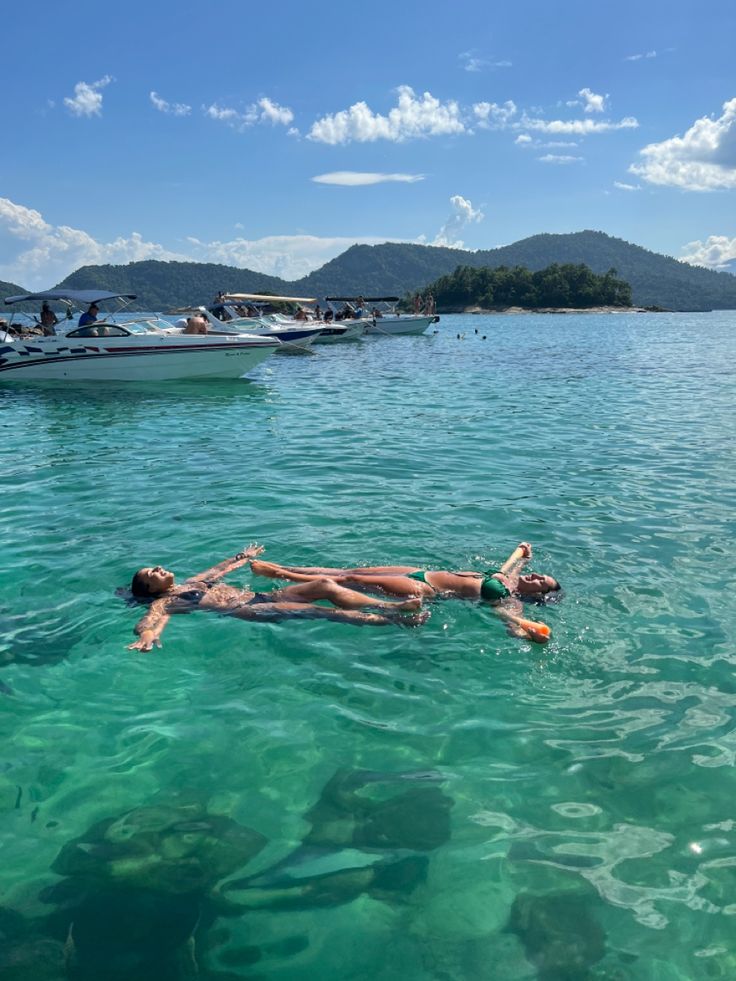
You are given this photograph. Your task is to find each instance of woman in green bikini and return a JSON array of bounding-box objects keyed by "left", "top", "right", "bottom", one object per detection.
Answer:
[{"left": 251, "top": 543, "right": 560, "bottom": 642}]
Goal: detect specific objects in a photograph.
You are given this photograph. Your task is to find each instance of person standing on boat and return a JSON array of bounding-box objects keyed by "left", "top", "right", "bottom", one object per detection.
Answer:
[
  {"left": 126, "top": 544, "right": 426, "bottom": 652},
  {"left": 39, "top": 301, "right": 59, "bottom": 335},
  {"left": 78, "top": 303, "right": 99, "bottom": 328}
]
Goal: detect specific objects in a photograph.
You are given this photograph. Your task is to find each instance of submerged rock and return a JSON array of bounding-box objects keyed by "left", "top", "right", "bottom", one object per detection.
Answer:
[
  {"left": 507, "top": 891, "right": 606, "bottom": 980},
  {"left": 51, "top": 803, "right": 266, "bottom": 895}
]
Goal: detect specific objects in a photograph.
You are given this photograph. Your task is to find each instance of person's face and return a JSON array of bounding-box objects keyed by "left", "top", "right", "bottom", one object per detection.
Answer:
[
  {"left": 90, "top": 306, "right": 99, "bottom": 317},
  {"left": 139, "top": 566, "right": 175, "bottom": 594},
  {"left": 516, "top": 573, "right": 558, "bottom": 596}
]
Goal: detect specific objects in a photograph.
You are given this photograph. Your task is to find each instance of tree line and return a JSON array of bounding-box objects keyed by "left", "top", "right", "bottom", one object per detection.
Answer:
[{"left": 417, "top": 262, "right": 633, "bottom": 311}]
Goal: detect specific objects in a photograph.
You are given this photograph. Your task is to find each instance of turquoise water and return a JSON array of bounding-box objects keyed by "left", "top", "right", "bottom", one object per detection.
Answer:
[{"left": 1, "top": 311, "right": 735, "bottom": 979}]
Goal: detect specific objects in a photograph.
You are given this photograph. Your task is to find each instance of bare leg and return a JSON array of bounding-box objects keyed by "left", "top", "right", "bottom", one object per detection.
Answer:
[
  {"left": 226, "top": 601, "right": 429, "bottom": 627},
  {"left": 251, "top": 559, "right": 421, "bottom": 578},
  {"left": 251, "top": 561, "right": 433, "bottom": 599},
  {"left": 270, "top": 578, "right": 422, "bottom": 611}
]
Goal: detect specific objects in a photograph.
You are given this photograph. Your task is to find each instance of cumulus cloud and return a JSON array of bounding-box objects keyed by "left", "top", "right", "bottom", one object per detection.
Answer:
[
  {"left": 625, "top": 50, "right": 657, "bottom": 61},
  {"left": 0, "top": 197, "right": 182, "bottom": 289},
  {"left": 613, "top": 180, "right": 641, "bottom": 191},
  {"left": 520, "top": 113, "right": 638, "bottom": 134},
  {"left": 578, "top": 88, "right": 607, "bottom": 113},
  {"left": 311, "top": 172, "right": 424, "bottom": 186},
  {"left": 629, "top": 97, "right": 736, "bottom": 190},
  {"left": 0, "top": 196, "right": 410, "bottom": 288},
  {"left": 432, "top": 195, "right": 484, "bottom": 248},
  {"left": 203, "top": 97, "right": 294, "bottom": 131},
  {"left": 538, "top": 154, "right": 583, "bottom": 164},
  {"left": 680, "top": 235, "right": 736, "bottom": 271},
  {"left": 307, "top": 85, "right": 466, "bottom": 144},
  {"left": 150, "top": 91, "right": 192, "bottom": 117},
  {"left": 473, "top": 100, "right": 517, "bottom": 129},
  {"left": 64, "top": 76, "right": 113, "bottom": 117}
]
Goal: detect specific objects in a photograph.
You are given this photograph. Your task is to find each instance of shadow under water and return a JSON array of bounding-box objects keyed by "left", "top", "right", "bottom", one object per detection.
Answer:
[{"left": 12, "top": 770, "right": 454, "bottom": 980}]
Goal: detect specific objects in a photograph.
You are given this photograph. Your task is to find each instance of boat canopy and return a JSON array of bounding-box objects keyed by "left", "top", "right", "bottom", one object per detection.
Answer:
[
  {"left": 325, "top": 296, "right": 400, "bottom": 303},
  {"left": 5, "top": 290, "right": 137, "bottom": 306},
  {"left": 223, "top": 293, "right": 317, "bottom": 304}
]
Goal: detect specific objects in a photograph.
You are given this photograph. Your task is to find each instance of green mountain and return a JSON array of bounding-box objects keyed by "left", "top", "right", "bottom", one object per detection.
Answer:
[
  {"left": 57, "top": 260, "right": 288, "bottom": 312},
  {"left": 36, "top": 230, "right": 736, "bottom": 311},
  {"left": 1, "top": 279, "right": 31, "bottom": 315}
]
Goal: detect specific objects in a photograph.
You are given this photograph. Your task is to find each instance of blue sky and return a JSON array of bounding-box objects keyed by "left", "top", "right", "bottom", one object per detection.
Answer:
[{"left": 1, "top": 0, "right": 735, "bottom": 289}]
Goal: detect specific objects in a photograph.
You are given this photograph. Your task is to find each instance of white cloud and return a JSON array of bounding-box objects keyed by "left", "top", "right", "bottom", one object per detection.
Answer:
[
  {"left": 515, "top": 133, "right": 532, "bottom": 145},
  {"left": 0, "top": 197, "right": 182, "bottom": 290},
  {"left": 257, "top": 97, "right": 294, "bottom": 126},
  {"left": 307, "top": 85, "right": 466, "bottom": 144},
  {"left": 150, "top": 91, "right": 192, "bottom": 117},
  {"left": 203, "top": 97, "right": 294, "bottom": 131},
  {"left": 473, "top": 100, "right": 517, "bottom": 129},
  {"left": 520, "top": 113, "right": 638, "bottom": 134},
  {"left": 432, "top": 195, "right": 484, "bottom": 248},
  {"left": 625, "top": 50, "right": 657, "bottom": 61},
  {"left": 538, "top": 154, "right": 583, "bottom": 164},
  {"left": 629, "top": 98, "right": 736, "bottom": 190},
  {"left": 613, "top": 180, "right": 641, "bottom": 191},
  {"left": 459, "top": 51, "right": 512, "bottom": 72},
  {"left": 0, "top": 195, "right": 413, "bottom": 288},
  {"left": 680, "top": 235, "right": 736, "bottom": 270},
  {"left": 578, "top": 88, "right": 607, "bottom": 113},
  {"left": 311, "top": 171, "right": 424, "bottom": 186},
  {"left": 63, "top": 76, "right": 113, "bottom": 117}
]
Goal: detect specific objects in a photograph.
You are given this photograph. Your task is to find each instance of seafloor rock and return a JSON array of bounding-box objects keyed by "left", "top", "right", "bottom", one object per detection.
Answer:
[
  {"left": 507, "top": 891, "right": 606, "bottom": 980},
  {"left": 50, "top": 803, "right": 266, "bottom": 895}
]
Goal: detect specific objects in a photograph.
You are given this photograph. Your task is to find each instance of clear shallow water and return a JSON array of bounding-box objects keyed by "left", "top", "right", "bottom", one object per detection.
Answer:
[{"left": 1, "top": 311, "right": 735, "bottom": 980}]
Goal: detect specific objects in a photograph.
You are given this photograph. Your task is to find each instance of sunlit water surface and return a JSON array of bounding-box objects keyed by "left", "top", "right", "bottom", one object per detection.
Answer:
[{"left": 1, "top": 312, "right": 735, "bottom": 980}]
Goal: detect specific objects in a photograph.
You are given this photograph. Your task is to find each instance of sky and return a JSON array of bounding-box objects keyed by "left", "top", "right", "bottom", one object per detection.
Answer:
[{"left": 1, "top": 0, "right": 735, "bottom": 290}]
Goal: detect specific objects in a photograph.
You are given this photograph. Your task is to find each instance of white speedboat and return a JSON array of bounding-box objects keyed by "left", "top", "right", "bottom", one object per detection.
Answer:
[
  {"left": 325, "top": 296, "right": 438, "bottom": 335},
  {"left": 203, "top": 296, "right": 323, "bottom": 353},
  {"left": 1, "top": 291, "right": 279, "bottom": 381},
  {"left": 220, "top": 293, "right": 366, "bottom": 344}
]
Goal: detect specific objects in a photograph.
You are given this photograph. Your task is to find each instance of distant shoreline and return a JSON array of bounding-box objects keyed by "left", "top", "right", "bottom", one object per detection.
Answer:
[{"left": 457, "top": 305, "right": 662, "bottom": 315}]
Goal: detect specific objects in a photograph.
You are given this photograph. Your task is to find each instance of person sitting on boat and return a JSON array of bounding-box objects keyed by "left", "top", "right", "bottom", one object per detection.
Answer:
[
  {"left": 78, "top": 303, "right": 99, "bottom": 328},
  {"left": 126, "top": 544, "right": 427, "bottom": 652},
  {"left": 294, "top": 307, "right": 307, "bottom": 321},
  {"left": 353, "top": 297, "right": 366, "bottom": 318},
  {"left": 323, "top": 308, "right": 334, "bottom": 323},
  {"left": 183, "top": 315, "right": 207, "bottom": 334},
  {"left": 250, "top": 543, "right": 559, "bottom": 642},
  {"left": 39, "top": 301, "right": 59, "bottom": 335}
]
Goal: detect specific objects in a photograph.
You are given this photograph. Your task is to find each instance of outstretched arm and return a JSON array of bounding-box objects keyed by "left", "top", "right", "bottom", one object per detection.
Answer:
[
  {"left": 189, "top": 543, "right": 265, "bottom": 584},
  {"left": 499, "top": 542, "right": 532, "bottom": 575},
  {"left": 493, "top": 603, "right": 550, "bottom": 644},
  {"left": 128, "top": 598, "right": 171, "bottom": 652}
]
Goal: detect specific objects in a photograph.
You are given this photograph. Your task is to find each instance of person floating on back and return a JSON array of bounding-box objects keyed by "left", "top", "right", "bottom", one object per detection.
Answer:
[
  {"left": 126, "top": 545, "right": 427, "bottom": 652},
  {"left": 251, "top": 542, "right": 558, "bottom": 644}
]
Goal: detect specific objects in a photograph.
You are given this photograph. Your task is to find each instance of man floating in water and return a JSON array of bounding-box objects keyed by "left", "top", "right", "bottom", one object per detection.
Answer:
[
  {"left": 251, "top": 542, "right": 558, "bottom": 643},
  {"left": 126, "top": 544, "right": 426, "bottom": 651}
]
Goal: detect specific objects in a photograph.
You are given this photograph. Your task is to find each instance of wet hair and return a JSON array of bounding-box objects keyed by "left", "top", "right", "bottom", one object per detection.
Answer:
[
  {"left": 523, "top": 580, "right": 563, "bottom": 606},
  {"left": 131, "top": 569, "right": 155, "bottom": 598}
]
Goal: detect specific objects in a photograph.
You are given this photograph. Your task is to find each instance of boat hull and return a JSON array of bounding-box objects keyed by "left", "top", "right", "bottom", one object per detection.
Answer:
[
  {"left": 364, "top": 316, "right": 436, "bottom": 336},
  {"left": 311, "top": 322, "right": 365, "bottom": 344},
  {"left": 0, "top": 336, "right": 278, "bottom": 381}
]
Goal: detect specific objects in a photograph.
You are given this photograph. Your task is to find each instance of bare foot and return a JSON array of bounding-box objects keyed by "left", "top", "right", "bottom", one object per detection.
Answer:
[
  {"left": 395, "top": 610, "right": 431, "bottom": 628},
  {"left": 394, "top": 597, "right": 422, "bottom": 612},
  {"left": 250, "top": 559, "right": 283, "bottom": 578}
]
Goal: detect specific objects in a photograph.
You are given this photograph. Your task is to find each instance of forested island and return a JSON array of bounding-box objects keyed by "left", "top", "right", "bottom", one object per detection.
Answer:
[{"left": 421, "top": 262, "right": 633, "bottom": 312}]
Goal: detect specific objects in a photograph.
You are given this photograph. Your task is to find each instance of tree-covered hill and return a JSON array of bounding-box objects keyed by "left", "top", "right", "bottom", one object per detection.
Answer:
[
  {"left": 427, "top": 263, "right": 632, "bottom": 311},
  {"left": 1, "top": 280, "right": 30, "bottom": 314},
  {"left": 56, "top": 260, "right": 288, "bottom": 311},
  {"left": 22, "top": 230, "right": 736, "bottom": 311},
  {"left": 293, "top": 232, "right": 736, "bottom": 310}
]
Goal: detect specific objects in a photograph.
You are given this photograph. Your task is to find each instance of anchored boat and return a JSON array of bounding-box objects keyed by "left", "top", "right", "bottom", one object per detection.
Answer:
[{"left": 1, "top": 291, "right": 279, "bottom": 381}]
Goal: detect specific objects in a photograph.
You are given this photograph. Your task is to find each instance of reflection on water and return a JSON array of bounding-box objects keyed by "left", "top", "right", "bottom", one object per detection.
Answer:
[{"left": 2, "top": 314, "right": 736, "bottom": 978}]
